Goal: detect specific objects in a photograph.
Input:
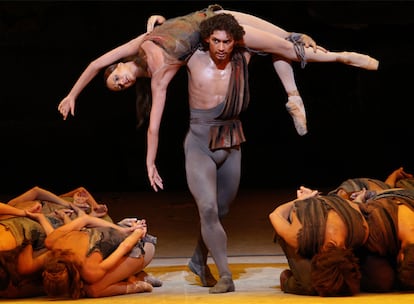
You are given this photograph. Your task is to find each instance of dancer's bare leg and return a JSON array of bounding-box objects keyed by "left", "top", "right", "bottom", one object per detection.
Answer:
[
  {"left": 273, "top": 58, "right": 307, "bottom": 135},
  {"left": 219, "top": 10, "right": 289, "bottom": 37},
  {"left": 85, "top": 242, "right": 158, "bottom": 297},
  {"left": 241, "top": 25, "right": 378, "bottom": 70},
  {"left": 222, "top": 10, "right": 378, "bottom": 69},
  {"left": 84, "top": 257, "right": 152, "bottom": 297}
]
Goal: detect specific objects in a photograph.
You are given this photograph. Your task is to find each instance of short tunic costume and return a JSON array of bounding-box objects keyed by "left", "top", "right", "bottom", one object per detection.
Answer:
[
  {"left": 86, "top": 224, "right": 157, "bottom": 259},
  {"left": 329, "top": 177, "right": 391, "bottom": 196},
  {"left": 396, "top": 178, "right": 414, "bottom": 190},
  {"left": 0, "top": 200, "right": 75, "bottom": 250},
  {"left": 143, "top": 4, "right": 221, "bottom": 63},
  {"left": 0, "top": 217, "right": 46, "bottom": 251},
  {"left": 84, "top": 227, "right": 148, "bottom": 258},
  {"left": 356, "top": 189, "right": 414, "bottom": 291},
  {"left": 295, "top": 195, "right": 368, "bottom": 258},
  {"left": 359, "top": 189, "right": 414, "bottom": 257}
]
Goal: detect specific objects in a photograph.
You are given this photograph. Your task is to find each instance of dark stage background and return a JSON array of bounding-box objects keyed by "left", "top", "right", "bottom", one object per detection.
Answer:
[{"left": 1, "top": 1, "right": 413, "bottom": 195}]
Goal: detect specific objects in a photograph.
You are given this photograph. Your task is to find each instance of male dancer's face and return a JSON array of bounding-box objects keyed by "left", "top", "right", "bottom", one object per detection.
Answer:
[{"left": 205, "top": 30, "right": 235, "bottom": 65}]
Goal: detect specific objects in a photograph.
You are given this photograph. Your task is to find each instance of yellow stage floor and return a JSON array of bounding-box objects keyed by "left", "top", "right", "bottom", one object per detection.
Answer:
[{"left": 9, "top": 258, "right": 414, "bottom": 304}]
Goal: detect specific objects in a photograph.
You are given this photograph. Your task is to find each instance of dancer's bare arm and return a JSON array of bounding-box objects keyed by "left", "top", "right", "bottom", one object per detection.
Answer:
[
  {"left": 142, "top": 41, "right": 183, "bottom": 192},
  {"left": 8, "top": 186, "right": 70, "bottom": 208},
  {"left": 99, "top": 224, "right": 147, "bottom": 271},
  {"left": 269, "top": 198, "right": 302, "bottom": 248},
  {"left": 385, "top": 167, "right": 413, "bottom": 187},
  {"left": 17, "top": 244, "right": 50, "bottom": 275},
  {"left": 0, "top": 202, "right": 28, "bottom": 217},
  {"left": 58, "top": 34, "right": 147, "bottom": 120}
]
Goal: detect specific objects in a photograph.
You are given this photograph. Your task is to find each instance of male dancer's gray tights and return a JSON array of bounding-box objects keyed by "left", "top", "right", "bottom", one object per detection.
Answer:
[{"left": 184, "top": 104, "right": 241, "bottom": 280}]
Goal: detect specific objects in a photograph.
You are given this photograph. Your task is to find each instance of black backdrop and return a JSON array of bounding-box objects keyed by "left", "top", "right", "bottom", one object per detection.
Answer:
[{"left": 1, "top": 1, "right": 413, "bottom": 195}]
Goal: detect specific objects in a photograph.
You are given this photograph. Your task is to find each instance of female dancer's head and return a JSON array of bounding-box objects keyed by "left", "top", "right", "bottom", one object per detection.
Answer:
[
  {"left": 103, "top": 50, "right": 151, "bottom": 128},
  {"left": 0, "top": 244, "right": 27, "bottom": 290},
  {"left": 104, "top": 48, "right": 148, "bottom": 92},
  {"left": 42, "top": 249, "right": 84, "bottom": 299},
  {"left": 104, "top": 60, "right": 137, "bottom": 91}
]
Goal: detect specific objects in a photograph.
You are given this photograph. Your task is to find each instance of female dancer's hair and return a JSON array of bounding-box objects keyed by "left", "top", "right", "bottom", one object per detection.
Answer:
[
  {"left": 104, "top": 51, "right": 151, "bottom": 128},
  {"left": 311, "top": 246, "right": 361, "bottom": 296},
  {"left": 42, "top": 249, "right": 85, "bottom": 299}
]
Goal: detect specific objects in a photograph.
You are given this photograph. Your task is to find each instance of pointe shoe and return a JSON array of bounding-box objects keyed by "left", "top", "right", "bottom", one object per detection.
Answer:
[
  {"left": 144, "top": 275, "right": 163, "bottom": 287},
  {"left": 135, "top": 270, "right": 163, "bottom": 287},
  {"left": 286, "top": 96, "right": 308, "bottom": 136},
  {"left": 342, "top": 52, "right": 379, "bottom": 70},
  {"left": 188, "top": 260, "right": 217, "bottom": 287},
  {"left": 209, "top": 276, "right": 235, "bottom": 294},
  {"left": 126, "top": 281, "right": 153, "bottom": 294}
]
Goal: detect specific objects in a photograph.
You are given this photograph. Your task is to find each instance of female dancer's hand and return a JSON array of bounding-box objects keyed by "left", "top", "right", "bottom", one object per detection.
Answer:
[
  {"left": 57, "top": 95, "right": 76, "bottom": 120},
  {"left": 25, "top": 201, "right": 42, "bottom": 214},
  {"left": 54, "top": 208, "right": 74, "bottom": 221},
  {"left": 133, "top": 219, "right": 148, "bottom": 236},
  {"left": 296, "top": 186, "right": 319, "bottom": 200},
  {"left": 26, "top": 210, "right": 46, "bottom": 222},
  {"left": 147, "top": 164, "right": 163, "bottom": 192},
  {"left": 90, "top": 204, "right": 108, "bottom": 218},
  {"left": 146, "top": 15, "right": 166, "bottom": 32}
]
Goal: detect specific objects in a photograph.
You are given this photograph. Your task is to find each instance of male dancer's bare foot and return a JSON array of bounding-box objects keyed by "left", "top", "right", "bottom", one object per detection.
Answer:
[
  {"left": 340, "top": 52, "right": 379, "bottom": 70},
  {"left": 188, "top": 260, "right": 217, "bottom": 287},
  {"left": 209, "top": 276, "right": 235, "bottom": 293},
  {"left": 286, "top": 96, "right": 308, "bottom": 136}
]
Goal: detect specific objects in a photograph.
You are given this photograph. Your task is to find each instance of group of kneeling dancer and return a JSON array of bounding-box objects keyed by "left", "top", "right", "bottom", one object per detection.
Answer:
[
  {"left": 1, "top": 166, "right": 414, "bottom": 298},
  {"left": 270, "top": 166, "right": 414, "bottom": 296},
  {"left": 0, "top": 186, "right": 160, "bottom": 298}
]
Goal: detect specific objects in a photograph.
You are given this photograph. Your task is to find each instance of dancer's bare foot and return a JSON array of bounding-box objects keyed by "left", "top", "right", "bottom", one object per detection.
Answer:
[
  {"left": 286, "top": 96, "right": 307, "bottom": 136},
  {"left": 340, "top": 52, "right": 379, "bottom": 70}
]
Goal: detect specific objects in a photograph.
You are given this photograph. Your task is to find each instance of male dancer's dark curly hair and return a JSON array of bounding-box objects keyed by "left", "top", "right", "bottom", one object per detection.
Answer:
[{"left": 199, "top": 13, "right": 245, "bottom": 51}]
